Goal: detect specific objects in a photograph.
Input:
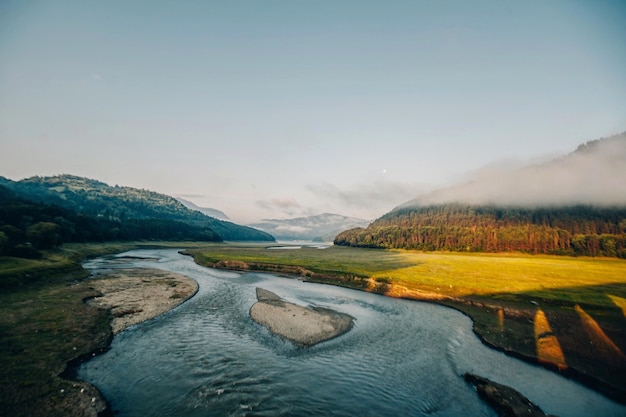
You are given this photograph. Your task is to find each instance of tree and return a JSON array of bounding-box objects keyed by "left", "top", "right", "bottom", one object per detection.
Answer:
[
  {"left": 26, "top": 222, "right": 62, "bottom": 249},
  {"left": 0, "top": 231, "right": 8, "bottom": 254}
]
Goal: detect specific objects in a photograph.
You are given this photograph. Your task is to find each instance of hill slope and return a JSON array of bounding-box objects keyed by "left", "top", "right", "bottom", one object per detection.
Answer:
[
  {"left": 0, "top": 175, "right": 274, "bottom": 242},
  {"left": 335, "top": 133, "right": 626, "bottom": 257},
  {"left": 0, "top": 184, "right": 222, "bottom": 257}
]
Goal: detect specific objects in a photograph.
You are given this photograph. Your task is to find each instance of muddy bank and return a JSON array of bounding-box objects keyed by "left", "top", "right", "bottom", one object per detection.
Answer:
[{"left": 250, "top": 288, "right": 354, "bottom": 346}]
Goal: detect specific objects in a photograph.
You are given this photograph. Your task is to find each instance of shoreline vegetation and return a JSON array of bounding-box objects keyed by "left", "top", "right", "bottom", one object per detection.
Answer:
[{"left": 1, "top": 241, "right": 625, "bottom": 416}]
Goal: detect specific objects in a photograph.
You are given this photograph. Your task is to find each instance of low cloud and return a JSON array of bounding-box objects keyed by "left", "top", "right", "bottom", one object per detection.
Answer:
[
  {"left": 400, "top": 133, "right": 626, "bottom": 209},
  {"left": 306, "top": 179, "right": 427, "bottom": 220},
  {"left": 256, "top": 198, "right": 306, "bottom": 217}
]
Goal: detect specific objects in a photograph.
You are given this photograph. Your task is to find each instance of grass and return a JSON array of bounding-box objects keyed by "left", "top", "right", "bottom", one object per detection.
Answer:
[
  {"left": 0, "top": 281, "right": 111, "bottom": 416},
  {"left": 186, "top": 243, "right": 626, "bottom": 402}
]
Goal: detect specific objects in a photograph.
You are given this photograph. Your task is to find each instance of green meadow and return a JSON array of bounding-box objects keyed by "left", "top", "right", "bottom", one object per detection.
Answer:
[{"left": 187, "top": 243, "right": 626, "bottom": 308}]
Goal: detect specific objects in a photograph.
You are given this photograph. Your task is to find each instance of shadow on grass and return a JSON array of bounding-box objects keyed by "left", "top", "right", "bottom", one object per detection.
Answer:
[{"left": 451, "top": 282, "right": 626, "bottom": 404}]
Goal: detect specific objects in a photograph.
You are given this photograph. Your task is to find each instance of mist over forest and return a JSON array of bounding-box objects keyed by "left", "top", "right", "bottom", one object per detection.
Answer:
[
  {"left": 335, "top": 134, "right": 626, "bottom": 257},
  {"left": 399, "top": 132, "right": 626, "bottom": 209}
]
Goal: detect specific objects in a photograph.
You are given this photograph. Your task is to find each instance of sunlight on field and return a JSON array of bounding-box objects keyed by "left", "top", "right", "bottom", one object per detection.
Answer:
[
  {"left": 575, "top": 304, "right": 626, "bottom": 363},
  {"left": 191, "top": 245, "right": 626, "bottom": 308},
  {"left": 608, "top": 295, "right": 626, "bottom": 318},
  {"left": 534, "top": 309, "right": 567, "bottom": 370},
  {"left": 497, "top": 308, "right": 505, "bottom": 332},
  {"left": 370, "top": 251, "right": 626, "bottom": 303}
]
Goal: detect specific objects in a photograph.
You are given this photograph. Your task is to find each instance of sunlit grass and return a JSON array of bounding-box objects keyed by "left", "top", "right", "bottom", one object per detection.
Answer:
[
  {"left": 372, "top": 251, "right": 626, "bottom": 306},
  {"left": 607, "top": 295, "right": 626, "bottom": 317},
  {"left": 575, "top": 304, "right": 626, "bottom": 362},
  {"left": 534, "top": 309, "right": 567, "bottom": 370},
  {"left": 189, "top": 244, "right": 626, "bottom": 308}
]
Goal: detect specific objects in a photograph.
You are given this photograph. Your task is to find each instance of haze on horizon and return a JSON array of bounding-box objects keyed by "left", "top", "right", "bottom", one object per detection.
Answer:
[{"left": 1, "top": 1, "right": 625, "bottom": 224}]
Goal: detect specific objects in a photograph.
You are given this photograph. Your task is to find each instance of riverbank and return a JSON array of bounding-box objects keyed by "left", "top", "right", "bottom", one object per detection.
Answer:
[
  {"left": 250, "top": 288, "right": 354, "bottom": 346},
  {"left": 184, "top": 245, "right": 626, "bottom": 405}
]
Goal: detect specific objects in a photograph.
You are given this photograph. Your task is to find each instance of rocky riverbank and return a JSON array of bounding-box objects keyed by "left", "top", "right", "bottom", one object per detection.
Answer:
[{"left": 465, "top": 373, "right": 557, "bottom": 417}]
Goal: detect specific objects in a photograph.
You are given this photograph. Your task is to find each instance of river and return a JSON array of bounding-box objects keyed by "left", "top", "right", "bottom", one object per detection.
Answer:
[{"left": 78, "top": 249, "right": 626, "bottom": 417}]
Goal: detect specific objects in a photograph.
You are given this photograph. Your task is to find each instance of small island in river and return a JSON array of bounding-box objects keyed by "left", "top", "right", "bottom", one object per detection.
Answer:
[{"left": 250, "top": 288, "right": 354, "bottom": 346}]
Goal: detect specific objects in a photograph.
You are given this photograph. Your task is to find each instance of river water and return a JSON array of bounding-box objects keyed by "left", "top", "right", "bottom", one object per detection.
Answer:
[{"left": 78, "top": 249, "right": 626, "bottom": 417}]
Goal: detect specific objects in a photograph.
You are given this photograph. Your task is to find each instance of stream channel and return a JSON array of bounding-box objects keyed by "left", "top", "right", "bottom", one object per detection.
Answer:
[{"left": 77, "top": 248, "right": 626, "bottom": 417}]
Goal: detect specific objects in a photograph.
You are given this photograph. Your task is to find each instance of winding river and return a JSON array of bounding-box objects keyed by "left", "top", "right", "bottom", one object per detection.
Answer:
[{"left": 78, "top": 249, "right": 626, "bottom": 417}]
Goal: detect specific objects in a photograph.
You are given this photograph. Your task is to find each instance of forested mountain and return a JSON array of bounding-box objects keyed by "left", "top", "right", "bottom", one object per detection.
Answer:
[
  {"left": 0, "top": 184, "right": 222, "bottom": 257},
  {"left": 335, "top": 134, "right": 626, "bottom": 257},
  {"left": 249, "top": 213, "right": 369, "bottom": 241},
  {"left": 0, "top": 175, "right": 274, "bottom": 243}
]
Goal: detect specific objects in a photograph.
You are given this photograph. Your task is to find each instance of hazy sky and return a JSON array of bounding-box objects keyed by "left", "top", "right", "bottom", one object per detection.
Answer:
[{"left": 1, "top": 1, "right": 625, "bottom": 223}]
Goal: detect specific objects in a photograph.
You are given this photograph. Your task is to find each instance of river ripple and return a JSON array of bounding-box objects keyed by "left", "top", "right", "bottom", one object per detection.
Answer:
[{"left": 78, "top": 249, "right": 626, "bottom": 417}]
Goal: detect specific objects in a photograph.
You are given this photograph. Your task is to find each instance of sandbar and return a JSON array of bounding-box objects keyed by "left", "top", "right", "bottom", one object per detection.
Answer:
[
  {"left": 250, "top": 288, "right": 354, "bottom": 347},
  {"left": 86, "top": 268, "right": 198, "bottom": 334}
]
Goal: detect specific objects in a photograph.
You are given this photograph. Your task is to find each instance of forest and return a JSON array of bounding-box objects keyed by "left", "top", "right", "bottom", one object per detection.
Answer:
[
  {"left": 0, "top": 184, "right": 222, "bottom": 257},
  {"left": 334, "top": 204, "right": 626, "bottom": 258},
  {"left": 0, "top": 175, "right": 274, "bottom": 247}
]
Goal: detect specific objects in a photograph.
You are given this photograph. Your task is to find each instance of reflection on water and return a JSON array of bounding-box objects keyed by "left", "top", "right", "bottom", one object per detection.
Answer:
[{"left": 78, "top": 249, "right": 626, "bottom": 417}]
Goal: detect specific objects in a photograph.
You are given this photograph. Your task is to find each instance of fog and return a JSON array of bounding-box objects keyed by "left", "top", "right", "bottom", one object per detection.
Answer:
[{"left": 398, "top": 133, "right": 626, "bottom": 210}]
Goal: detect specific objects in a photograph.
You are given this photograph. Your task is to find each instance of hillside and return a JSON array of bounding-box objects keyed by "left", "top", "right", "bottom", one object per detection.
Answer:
[
  {"left": 0, "top": 175, "right": 274, "bottom": 242},
  {"left": 249, "top": 213, "right": 369, "bottom": 241},
  {"left": 335, "top": 133, "right": 626, "bottom": 257},
  {"left": 0, "top": 184, "right": 222, "bottom": 257}
]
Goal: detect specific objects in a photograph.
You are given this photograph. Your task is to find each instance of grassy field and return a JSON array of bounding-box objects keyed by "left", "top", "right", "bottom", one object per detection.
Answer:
[{"left": 186, "top": 243, "right": 626, "bottom": 402}]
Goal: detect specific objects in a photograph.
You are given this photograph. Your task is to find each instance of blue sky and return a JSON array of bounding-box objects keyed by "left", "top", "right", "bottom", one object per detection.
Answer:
[{"left": 1, "top": 1, "right": 625, "bottom": 223}]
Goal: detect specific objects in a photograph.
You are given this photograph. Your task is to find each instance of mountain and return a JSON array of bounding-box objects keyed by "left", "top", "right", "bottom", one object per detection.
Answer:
[
  {"left": 0, "top": 175, "right": 274, "bottom": 242},
  {"left": 249, "top": 213, "right": 369, "bottom": 242},
  {"left": 335, "top": 133, "right": 626, "bottom": 257},
  {"left": 0, "top": 183, "right": 223, "bottom": 257},
  {"left": 176, "top": 197, "right": 230, "bottom": 220}
]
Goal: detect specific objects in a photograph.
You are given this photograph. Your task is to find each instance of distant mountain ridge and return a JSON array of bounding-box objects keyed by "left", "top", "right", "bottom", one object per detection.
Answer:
[
  {"left": 0, "top": 174, "right": 274, "bottom": 242},
  {"left": 335, "top": 133, "right": 626, "bottom": 257},
  {"left": 249, "top": 213, "right": 369, "bottom": 241}
]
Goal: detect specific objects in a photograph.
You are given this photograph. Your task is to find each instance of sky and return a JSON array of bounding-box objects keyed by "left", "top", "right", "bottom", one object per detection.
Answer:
[{"left": 1, "top": 1, "right": 625, "bottom": 224}]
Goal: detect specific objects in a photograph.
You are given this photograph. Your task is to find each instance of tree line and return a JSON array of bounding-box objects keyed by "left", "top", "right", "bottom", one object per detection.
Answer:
[{"left": 334, "top": 204, "right": 626, "bottom": 258}]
